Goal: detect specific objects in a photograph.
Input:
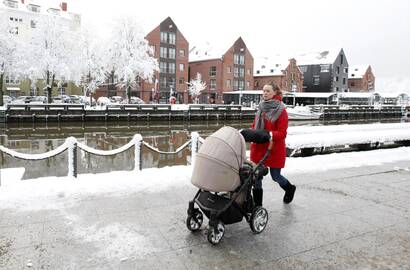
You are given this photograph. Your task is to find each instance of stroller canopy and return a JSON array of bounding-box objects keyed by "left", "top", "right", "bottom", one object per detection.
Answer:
[{"left": 191, "top": 126, "right": 246, "bottom": 192}]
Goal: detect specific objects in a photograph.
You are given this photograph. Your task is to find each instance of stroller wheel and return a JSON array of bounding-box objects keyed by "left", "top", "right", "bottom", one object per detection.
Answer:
[
  {"left": 186, "top": 210, "right": 203, "bottom": 232},
  {"left": 250, "top": 207, "right": 268, "bottom": 234},
  {"left": 207, "top": 221, "right": 225, "bottom": 245}
]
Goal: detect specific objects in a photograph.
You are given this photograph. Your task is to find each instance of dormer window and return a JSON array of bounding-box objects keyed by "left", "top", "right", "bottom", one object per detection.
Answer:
[
  {"left": 48, "top": 8, "right": 60, "bottom": 16},
  {"left": 28, "top": 4, "right": 41, "bottom": 13},
  {"left": 3, "top": 0, "right": 18, "bottom": 9},
  {"left": 270, "top": 69, "right": 274, "bottom": 73}
]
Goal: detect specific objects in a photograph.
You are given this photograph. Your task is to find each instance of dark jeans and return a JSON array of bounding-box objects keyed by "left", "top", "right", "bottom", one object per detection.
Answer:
[{"left": 255, "top": 168, "right": 289, "bottom": 189}]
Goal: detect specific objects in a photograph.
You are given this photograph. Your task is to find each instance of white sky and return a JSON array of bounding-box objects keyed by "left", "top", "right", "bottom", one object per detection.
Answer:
[{"left": 45, "top": 0, "right": 410, "bottom": 91}]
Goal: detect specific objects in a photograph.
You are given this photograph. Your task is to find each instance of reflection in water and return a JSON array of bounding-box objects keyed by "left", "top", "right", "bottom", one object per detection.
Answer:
[{"left": 0, "top": 118, "right": 406, "bottom": 179}]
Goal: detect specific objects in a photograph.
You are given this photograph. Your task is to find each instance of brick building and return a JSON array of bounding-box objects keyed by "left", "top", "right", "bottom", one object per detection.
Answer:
[
  {"left": 189, "top": 37, "right": 254, "bottom": 104},
  {"left": 253, "top": 57, "right": 303, "bottom": 92},
  {"left": 348, "top": 65, "right": 375, "bottom": 92},
  {"left": 144, "top": 17, "right": 189, "bottom": 103}
]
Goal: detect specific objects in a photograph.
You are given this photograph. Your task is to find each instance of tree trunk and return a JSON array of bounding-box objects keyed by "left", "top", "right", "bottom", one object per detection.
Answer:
[
  {"left": 46, "top": 70, "right": 51, "bottom": 103},
  {"left": 127, "top": 84, "right": 131, "bottom": 104},
  {"left": 0, "top": 73, "right": 4, "bottom": 107}
]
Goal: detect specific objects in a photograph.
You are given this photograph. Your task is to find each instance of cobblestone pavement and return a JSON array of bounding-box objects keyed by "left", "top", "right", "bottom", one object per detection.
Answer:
[{"left": 1, "top": 161, "right": 409, "bottom": 269}]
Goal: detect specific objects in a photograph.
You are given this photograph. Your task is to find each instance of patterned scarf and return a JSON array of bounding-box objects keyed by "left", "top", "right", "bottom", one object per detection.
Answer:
[{"left": 254, "top": 99, "right": 285, "bottom": 130}]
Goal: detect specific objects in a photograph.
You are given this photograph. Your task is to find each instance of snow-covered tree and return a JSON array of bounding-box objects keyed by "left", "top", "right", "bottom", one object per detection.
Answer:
[
  {"left": 20, "top": 15, "right": 80, "bottom": 102},
  {"left": 187, "top": 73, "right": 207, "bottom": 104},
  {"left": 105, "top": 17, "right": 158, "bottom": 103},
  {"left": 78, "top": 29, "right": 107, "bottom": 105},
  {"left": 0, "top": 13, "right": 19, "bottom": 106}
]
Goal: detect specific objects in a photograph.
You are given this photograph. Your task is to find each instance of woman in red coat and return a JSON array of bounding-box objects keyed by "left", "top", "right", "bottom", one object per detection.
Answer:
[{"left": 250, "top": 83, "right": 296, "bottom": 205}]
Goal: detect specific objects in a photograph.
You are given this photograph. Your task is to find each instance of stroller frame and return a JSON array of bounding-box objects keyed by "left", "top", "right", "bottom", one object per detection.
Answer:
[{"left": 187, "top": 139, "right": 272, "bottom": 245}]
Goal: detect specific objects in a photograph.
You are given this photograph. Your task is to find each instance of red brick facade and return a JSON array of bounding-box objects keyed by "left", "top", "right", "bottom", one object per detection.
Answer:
[
  {"left": 348, "top": 66, "right": 375, "bottom": 92},
  {"left": 143, "top": 17, "right": 189, "bottom": 103},
  {"left": 189, "top": 37, "right": 254, "bottom": 104},
  {"left": 254, "top": 58, "right": 303, "bottom": 92}
]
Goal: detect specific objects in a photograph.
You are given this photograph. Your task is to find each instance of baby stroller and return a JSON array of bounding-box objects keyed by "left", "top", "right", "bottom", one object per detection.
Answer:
[{"left": 186, "top": 126, "right": 272, "bottom": 245}]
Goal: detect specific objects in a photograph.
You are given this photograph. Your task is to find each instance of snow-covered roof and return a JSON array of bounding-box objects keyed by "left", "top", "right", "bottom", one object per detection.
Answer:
[
  {"left": 283, "top": 92, "right": 336, "bottom": 98},
  {"left": 0, "top": 0, "right": 79, "bottom": 19},
  {"left": 348, "top": 65, "right": 369, "bottom": 79},
  {"left": 189, "top": 42, "right": 224, "bottom": 62},
  {"left": 296, "top": 49, "right": 342, "bottom": 66},
  {"left": 253, "top": 56, "right": 288, "bottom": 77}
]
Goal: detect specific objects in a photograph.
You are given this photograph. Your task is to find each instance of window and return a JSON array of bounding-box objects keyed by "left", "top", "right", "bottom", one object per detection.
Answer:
[
  {"left": 351, "top": 82, "right": 356, "bottom": 87},
  {"left": 313, "top": 76, "right": 320, "bottom": 85},
  {"left": 335, "top": 87, "right": 339, "bottom": 92},
  {"left": 168, "top": 48, "right": 175, "bottom": 59},
  {"left": 5, "top": 74, "right": 20, "bottom": 84},
  {"left": 179, "top": 49, "right": 185, "bottom": 57},
  {"left": 247, "top": 69, "right": 251, "bottom": 75},
  {"left": 344, "top": 67, "right": 348, "bottom": 73},
  {"left": 234, "top": 67, "right": 239, "bottom": 77},
  {"left": 342, "top": 78, "right": 346, "bottom": 85},
  {"left": 239, "top": 55, "right": 245, "bottom": 65},
  {"left": 160, "top": 77, "right": 167, "bottom": 88},
  {"left": 340, "top": 54, "right": 344, "bottom": 65},
  {"left": 210, "top": 79, "right": 216, "bottom": 90},
  {"left": 233, "top": 80, "right": 239, "bottom": 90},
  {"left": 335, "top": 76, "right": 339, "bottom": 82},
  {"left": 179, "top": 77, "right": 185, "bottom": 84},
  {"left": 299, "top": 66, "right": 307, "bottom": 73},
  {"left": 227, "top": 66, "right": 231, "bottom": 73},
  {"left": 169, "top": 33, "right": 176, "bottom": 44},
  {"left": 4, "top": 0, "right": 18, "bottom": 8},
  {"left": 320, "top": 64, "right": 330, "bottom": 72},
  {"left": 246, "top": 81, "right": 250, "bottom": 87},
  {"left": 234, "top": 54, "right": 239, "bottom": 65},
  {"left": 239, "top": 68, "right": 245, "bottom": 78},
  {"left": 168, "top": 63, "right": 175, "bottom": 74},
  {"left": 226, "top": 79, "right": 231, "bottom": 87},
  {"left": 160, "top": 32, "right": 167, "bottom": 43},
  {"left": 209, "top": 66, "right": 216, "bottom": 77},
  {"left": 179, "top": 63, "right": 184, "bottom": 71},
  {"left": 160, "top": 47, "right": 167, "bottom": 58},
  {"left": 28, "top": 4, "right": 41, "bottom": 13},
  {"left": 239, "top": 80, "right": 245, "bottom": 90},
  {"left": 336, "top": 66, "right": 340, "bottom": 74},
  {"left": 168, "top": 77, "right": 175, "bottom": 88},
  {"left": 160, "top": 62, "right": 167, "bottom": 73}
]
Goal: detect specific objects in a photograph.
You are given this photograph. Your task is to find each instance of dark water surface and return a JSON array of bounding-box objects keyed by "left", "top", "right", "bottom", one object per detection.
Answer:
[{"left": 0, "top": 118, "right": 406, "bottom": 179}]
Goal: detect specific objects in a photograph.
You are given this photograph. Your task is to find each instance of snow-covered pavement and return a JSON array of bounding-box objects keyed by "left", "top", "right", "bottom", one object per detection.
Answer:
[{"left": 0, "top": 147, "right": 410, "bottom": 269}]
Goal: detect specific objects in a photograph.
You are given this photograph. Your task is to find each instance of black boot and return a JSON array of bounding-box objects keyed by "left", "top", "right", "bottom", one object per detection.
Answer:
[
  {"left": 253, "top": 188, "right": 263, "bottom": 207},
  {"left": 283, "top": 183, "right": 296, "bottom": 204}
]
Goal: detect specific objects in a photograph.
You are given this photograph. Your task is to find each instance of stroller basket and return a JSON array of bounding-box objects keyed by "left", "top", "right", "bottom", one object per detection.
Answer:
[{"left": 196, "top": 191, "right": 243, "bottom": 225}]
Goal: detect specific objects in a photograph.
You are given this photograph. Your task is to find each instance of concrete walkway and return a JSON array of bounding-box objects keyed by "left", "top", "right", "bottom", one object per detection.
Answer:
[{"left": 1, "top": 161, "right": 409, "bottom": 269}]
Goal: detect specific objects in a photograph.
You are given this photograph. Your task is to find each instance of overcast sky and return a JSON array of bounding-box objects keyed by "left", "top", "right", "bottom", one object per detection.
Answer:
[{"left": 69, "top": 0, "right": 410, "bottom": 91}]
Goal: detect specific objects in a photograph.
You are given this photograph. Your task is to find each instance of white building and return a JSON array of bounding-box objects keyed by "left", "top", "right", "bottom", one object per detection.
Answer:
[{"left": 1, "top": 0, "right": 81, "bottom": 96}]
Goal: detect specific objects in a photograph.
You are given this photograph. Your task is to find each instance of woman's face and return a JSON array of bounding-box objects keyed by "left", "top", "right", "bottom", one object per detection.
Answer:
[{"left": 262, "top": 85, "right": 276, "bottom": 101}]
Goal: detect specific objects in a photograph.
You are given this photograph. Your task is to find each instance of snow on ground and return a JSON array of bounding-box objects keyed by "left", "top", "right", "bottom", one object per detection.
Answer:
[{"left": 1, "top": 147, "right": 410, "bottom": 212}]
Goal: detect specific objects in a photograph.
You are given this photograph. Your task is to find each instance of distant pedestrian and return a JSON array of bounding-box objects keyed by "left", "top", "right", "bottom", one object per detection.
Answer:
[{"left": 250, "top": 83, "right": 296, "bottom": 206}]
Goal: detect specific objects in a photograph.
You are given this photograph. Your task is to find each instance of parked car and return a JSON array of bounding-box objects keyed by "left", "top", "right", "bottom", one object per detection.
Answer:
[
  {"left": 110, "top": 96, "right": 123, "bottom": 104},
  {"left": 97, "top": 97, "right": 111, "bottom": 106},
  {"left": 130, "top": 96, "right": 145, "bottom": 104},
  {"left": 29, "top": 96, "right": 47, "bottom": 104},
  {"left": 52, "top": 95, "right": 71, "bottom": 104},
  {"left": 12, "top": 96, "right": 33, "bottom": 104},
  {"left": 69, "top": 95, "right": 82, "bottom": 104},
  {"left": 78, "top": 95, "right": 96, "bottom": 106},
  {"left": 2, "top": 95, "right": 13, "bottom": 104}
]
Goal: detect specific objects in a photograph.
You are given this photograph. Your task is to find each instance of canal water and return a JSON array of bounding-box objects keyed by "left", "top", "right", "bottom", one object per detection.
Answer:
[{"left": 0, "top": 118, "right": 407, "bottom": 179}]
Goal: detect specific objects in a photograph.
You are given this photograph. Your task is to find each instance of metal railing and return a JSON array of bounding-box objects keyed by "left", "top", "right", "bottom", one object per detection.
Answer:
[{"left": 0, "top": 132, "right": 201, "bottom": 185}]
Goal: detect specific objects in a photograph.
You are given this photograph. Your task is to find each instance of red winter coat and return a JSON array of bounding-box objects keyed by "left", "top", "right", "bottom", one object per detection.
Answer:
[{"left": 250, "top": 96, "right": 288, "bottom": 168}]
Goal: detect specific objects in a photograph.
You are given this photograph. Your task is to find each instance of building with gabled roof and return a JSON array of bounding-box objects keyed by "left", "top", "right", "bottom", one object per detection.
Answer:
[
  {"left": 189, "top": 37, "right": 254, "bottom": 104},
  {"left": 297, "top": 48, "right": 349, "bottom": 93},
  {"left": 348, "top": 65, "right": 375, "bottom": 92},
  {"left": 253, "top": 57, "right": 304, "bottom": 92}
]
